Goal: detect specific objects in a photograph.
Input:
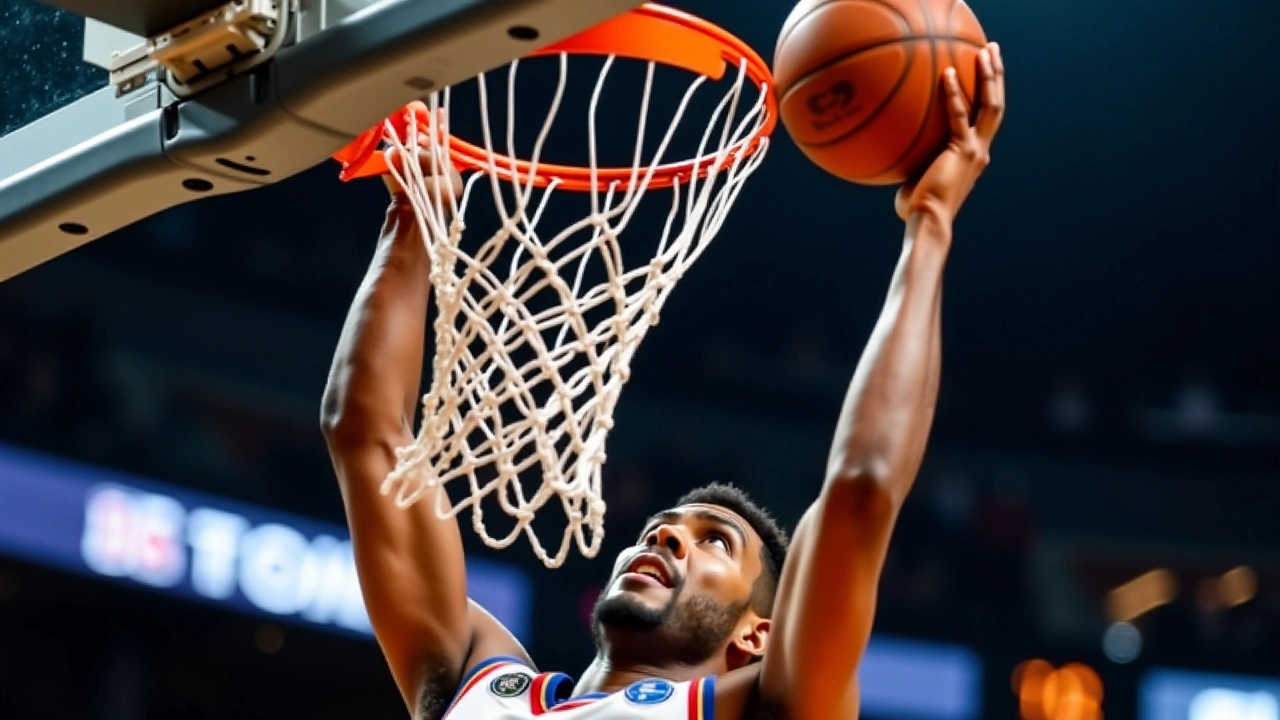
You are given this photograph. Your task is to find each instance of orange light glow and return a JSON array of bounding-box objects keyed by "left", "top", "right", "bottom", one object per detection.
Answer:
[
  {"left": 1105, "top": 568, "right": 1177, "bottom": 623},
  {"left": 1013, "top": 660, "right": 1104, "bottom": 720}
]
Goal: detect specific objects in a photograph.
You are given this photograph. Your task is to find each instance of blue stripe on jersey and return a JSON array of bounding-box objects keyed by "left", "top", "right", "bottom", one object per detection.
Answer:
[
  {"left": 700, "top": 677, "right": 715, "bottom": 720},
  {"left": 539, "top": 673, "right": 577, "bottom": 709}
]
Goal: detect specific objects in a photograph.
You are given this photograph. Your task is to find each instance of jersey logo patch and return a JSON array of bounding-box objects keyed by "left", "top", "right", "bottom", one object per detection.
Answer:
[
  {"left": 489, "top": 672, "right": 533, "bottom": 698},
  {"left": 624, "top": 679, "right": 675, "bottom": 705}
]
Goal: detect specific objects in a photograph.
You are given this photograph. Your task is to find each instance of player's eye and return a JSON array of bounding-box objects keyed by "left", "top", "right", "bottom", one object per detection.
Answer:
[{"left": 704, "top": 532, "right": 731, "bottom": 553}]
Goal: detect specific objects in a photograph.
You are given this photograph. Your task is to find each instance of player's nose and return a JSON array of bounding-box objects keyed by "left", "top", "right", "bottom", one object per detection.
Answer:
[{"left": 647, "top": 524, "right": 688, "bottom": 560}]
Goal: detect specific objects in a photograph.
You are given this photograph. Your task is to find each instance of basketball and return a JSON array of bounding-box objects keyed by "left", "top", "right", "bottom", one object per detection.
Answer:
[{"left": 773, "top": 0, "right": 988, "bottom": 185}]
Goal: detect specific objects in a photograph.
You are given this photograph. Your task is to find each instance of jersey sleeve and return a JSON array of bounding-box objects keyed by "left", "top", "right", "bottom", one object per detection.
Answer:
[{"left": 443, "top": 655, "right": 531, "bottom": 718}]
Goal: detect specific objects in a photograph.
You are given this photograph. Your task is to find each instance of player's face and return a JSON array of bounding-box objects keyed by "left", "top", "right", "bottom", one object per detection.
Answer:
[{"left": 592, "top": 503, "right": 765, "bottom": 662}]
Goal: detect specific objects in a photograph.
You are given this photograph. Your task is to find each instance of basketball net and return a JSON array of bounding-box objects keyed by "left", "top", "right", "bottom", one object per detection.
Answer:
[{"left": 350, "top": 24, "right": 772, "bottom": 568}]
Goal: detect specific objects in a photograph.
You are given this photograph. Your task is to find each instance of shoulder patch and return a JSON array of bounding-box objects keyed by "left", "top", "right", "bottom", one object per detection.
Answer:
[
  {"left": 489, "top": 672, "right": 533, "bottom": 698},
  {"left": 624, "top": 678, "right": 675, "bottom": 705}
]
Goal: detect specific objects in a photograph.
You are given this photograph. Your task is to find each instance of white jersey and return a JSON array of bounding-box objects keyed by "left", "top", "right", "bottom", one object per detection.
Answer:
[{"left": 444, "top": 656, "right": 715, "bottom": 720}]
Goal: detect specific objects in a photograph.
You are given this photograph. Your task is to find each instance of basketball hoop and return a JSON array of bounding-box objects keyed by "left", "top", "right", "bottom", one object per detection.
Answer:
[{"left": 332, "top": 3, "right": 777, "bottom": 568}]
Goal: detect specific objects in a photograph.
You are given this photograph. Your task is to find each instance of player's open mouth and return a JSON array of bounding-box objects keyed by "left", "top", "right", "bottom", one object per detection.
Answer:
[{"left": 620, "top": 553, "right": 674, "bottom": 588}]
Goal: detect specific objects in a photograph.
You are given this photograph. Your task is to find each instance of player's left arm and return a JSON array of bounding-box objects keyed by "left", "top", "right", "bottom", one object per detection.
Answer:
[{"left": 757, "top": 44, "right": 1005, "bottom": 720}]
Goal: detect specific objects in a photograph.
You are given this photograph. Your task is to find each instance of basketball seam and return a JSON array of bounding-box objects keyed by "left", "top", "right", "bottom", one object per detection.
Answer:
[
  {"left": 789, "top": 37, "right": 984, "bottom": 150},
  {"left": 777, "top": 0, "right": 913, "bottom": 86},
  {"left": 862, "top": 0, "right": 979, "bottom": 182},
  {"left": 773, "top": 0, "right": 857, "bottom": 58},
  {"left": 862, "top": 0, "right": 940, "bottom": 181},
  {"left": 779, "top": 34, "right": 983, "bottom": 112}
]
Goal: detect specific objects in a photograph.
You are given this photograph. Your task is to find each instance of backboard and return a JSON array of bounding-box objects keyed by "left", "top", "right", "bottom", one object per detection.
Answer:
[{"left": 0, "top": 0, "right": 644, "bottom": 282}]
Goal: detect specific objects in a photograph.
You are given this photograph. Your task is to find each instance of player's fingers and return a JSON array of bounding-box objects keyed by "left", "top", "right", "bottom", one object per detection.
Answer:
[
  {"left": 942, "top": 68, "right": 970, "bottom": 138},
  {"left": 382, "top": 144, "right": 411, "bottom": 195},
  {"left": 418, "top": 107, "right": 449, "bottom": 148},
  {"left": 409, "top": 109, "right": 452, "bottom": 172},
  {"left": 384, "top": 144, "right": 460, "bottom": 200},
  {"left": 975, "top": 43, "right": 1005, "bottom": 140},
  {"left": 395, "top": 134, "right": 445, "bottom": 177},
  {"left": 894, "top": 184, "right": 915, "bottom": 221}
]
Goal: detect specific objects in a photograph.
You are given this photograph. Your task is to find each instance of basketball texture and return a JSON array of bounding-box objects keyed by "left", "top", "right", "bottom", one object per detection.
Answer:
[{"left": 774, "top": 0, "right": 987, "bottom": 185}]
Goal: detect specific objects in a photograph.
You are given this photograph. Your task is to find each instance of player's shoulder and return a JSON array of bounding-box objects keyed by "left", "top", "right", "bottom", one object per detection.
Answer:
[
  {"left": 430, "top": 654, "right": 535, "bottom": 719},
  {"left": 712, "top": 664, "right": 781, "bottom": 720},
  {"left": 458, "top": 654, "right": 538, "bottom": 697}
]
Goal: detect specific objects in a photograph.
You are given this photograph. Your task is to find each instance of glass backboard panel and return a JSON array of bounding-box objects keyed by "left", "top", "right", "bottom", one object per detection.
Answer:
[{"left": 1, "top": 1, "right": 107, "bottom": 137}]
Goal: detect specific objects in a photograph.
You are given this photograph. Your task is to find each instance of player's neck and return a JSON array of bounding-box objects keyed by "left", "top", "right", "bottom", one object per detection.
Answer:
[{"left": 575, "top": 649, "right": 720, "bottom": 695}]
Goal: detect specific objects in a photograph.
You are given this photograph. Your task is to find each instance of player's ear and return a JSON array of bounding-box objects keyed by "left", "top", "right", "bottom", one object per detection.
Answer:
[{"left": 729, "top": 614, "right": 769, "bottom": 664}]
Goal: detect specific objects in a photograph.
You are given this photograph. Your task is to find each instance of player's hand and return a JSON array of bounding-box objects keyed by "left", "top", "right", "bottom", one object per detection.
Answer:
[
  {"left": 895, "top": 42, "right": 1005, "bottom": 223},
  {"left": 383, "top": 105, "right": 464, "bottom": 207}
]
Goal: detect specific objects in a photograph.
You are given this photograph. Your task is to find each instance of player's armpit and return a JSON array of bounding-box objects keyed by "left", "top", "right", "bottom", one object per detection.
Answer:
[
  {"left": 408, "top": 602, "right": 537, "bottom": 720},
  {"left": 334, "top": 436, "right": 532, "bottom": 717}
]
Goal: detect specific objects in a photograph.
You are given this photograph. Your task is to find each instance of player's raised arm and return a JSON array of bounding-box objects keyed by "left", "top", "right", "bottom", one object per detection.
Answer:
[
  {"left": 758, "top": 46, "right": 1005, "bottom": 720},
  {"left": 320, "top": 114, "right": 528, "bottom": 716}
]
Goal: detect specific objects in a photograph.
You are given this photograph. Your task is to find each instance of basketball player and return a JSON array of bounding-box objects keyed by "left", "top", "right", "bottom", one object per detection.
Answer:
[{"left": 321, "top": 44, "right": 1005, "bottom": 720}]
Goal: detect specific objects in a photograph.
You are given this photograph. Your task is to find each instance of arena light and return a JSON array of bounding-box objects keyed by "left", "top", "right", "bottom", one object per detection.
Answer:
[
  {"left": 1013, "top": 659, "right": 1104, "bottom": 720},
  {"left": 1106, "top": 568, "right": 1177, "bottom": 623},
  {"left": 1102, "top": 621, "right": 1143, "bottom": 664},
  {"left": 1217, "top": 566, "right": 1257, "bottom": 608},
  {"left": 1189, "top": 689, "right": 1278, "bottom": 720},
  {"left": 1141, "top": 668, "right": 1280, "bottom": 720}
]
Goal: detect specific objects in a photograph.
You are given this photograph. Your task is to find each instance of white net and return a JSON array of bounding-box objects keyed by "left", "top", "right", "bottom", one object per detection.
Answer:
[{"left": 382, "top": 51, "right": 771, "bottom": 568}]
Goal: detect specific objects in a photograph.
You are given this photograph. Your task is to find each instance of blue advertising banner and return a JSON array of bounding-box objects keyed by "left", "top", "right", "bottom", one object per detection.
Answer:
[
  {"left": 1142, "top": 668, "right": 1280, "bottom": 720},
  {"left": 0, "top": 442, "right": 533, "bottom": 642}
]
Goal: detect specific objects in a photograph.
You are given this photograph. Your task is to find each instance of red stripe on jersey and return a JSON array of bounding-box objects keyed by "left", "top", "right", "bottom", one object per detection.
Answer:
[
  {"left": 443, "top": 661, "right": 514, "bottom": 720},
  {"left": 687, "top": 678, "right": 714, "bottom": 720},
  {"left": 530, "top": 673, "right": 551, "bottom": 715}
]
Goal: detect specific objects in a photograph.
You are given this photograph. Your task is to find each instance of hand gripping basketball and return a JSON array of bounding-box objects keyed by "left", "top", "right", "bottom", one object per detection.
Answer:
[{"left": 895, "top": 43, "right": 1006, "bottom": 223}]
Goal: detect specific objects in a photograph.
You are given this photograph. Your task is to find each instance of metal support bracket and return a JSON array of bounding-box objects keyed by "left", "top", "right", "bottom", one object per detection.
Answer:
[{"left": 93, "top": 0, "right": 285, "bottom": 98}]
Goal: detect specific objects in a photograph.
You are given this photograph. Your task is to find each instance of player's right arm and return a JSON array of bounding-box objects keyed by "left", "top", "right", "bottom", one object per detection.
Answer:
[
  {"left": 320, "top": 129, "right": 530, "bottom": 716},
  {"left": 756, "top": 47, "right": 1005, "bottom": 720}
]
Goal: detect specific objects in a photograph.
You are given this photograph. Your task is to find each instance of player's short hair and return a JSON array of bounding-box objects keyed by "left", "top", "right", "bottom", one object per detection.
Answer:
[{"left": 675, "top": 483, "right": 790, "bottom": 617}]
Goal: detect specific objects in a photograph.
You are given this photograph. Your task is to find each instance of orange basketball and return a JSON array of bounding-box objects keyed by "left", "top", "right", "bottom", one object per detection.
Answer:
[{"left": 773, "top": 0, "right": 987, "bottom": 185}]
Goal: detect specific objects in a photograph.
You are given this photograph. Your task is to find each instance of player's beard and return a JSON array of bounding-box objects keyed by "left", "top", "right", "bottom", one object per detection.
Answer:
[{"left": 591, "top": 573, "right": 747, "bottom": 664}]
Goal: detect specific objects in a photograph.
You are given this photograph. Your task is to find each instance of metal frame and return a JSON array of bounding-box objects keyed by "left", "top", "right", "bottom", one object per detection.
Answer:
[{"left": 0, "top": 0, "right": 644, "bottom": 282}]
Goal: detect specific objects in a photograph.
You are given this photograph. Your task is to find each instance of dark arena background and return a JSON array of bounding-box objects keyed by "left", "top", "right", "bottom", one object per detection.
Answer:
[{"left": 1, "top": 0, "right": 1279, "bottom": 719}]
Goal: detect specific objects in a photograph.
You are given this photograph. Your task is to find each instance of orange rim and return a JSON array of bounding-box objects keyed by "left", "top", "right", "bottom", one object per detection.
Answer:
[{"left": 333, "top": 4, "right": 777, "bottom": 192}]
